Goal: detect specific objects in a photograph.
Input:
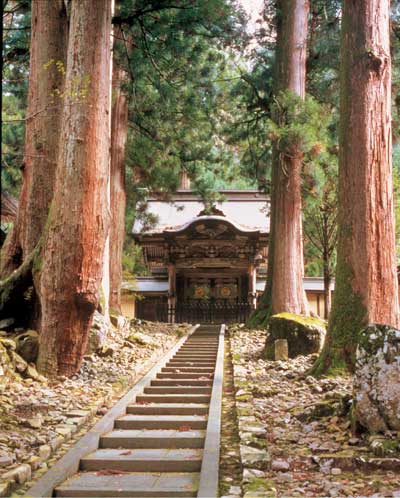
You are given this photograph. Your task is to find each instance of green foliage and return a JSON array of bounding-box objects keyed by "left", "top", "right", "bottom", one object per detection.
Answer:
[
  {"left": 2, "top": 3, "right": 30, "bottom": 197},
  {"left": 269, "top": 90, "right": 331, "bottom": 159},
  {"left": 122, "top": 239, "right": 148, "bottom": 277}
]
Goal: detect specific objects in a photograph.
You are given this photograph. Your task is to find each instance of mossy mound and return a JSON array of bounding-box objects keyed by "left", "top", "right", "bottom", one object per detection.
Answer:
[
  {"left": 265, "top": 312, "right": 326, "bottom": 359},
  {"left": 16, "top": 330, "right": 39, "bottom": 363}
]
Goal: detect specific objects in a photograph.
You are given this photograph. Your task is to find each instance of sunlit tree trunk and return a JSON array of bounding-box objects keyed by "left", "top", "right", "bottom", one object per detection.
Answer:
[
  {"left": 109, "top": 38, "right": 128, "bottom": 313},
  {"left": 1, "top": 0, "right": 67, "bottom": 278},
  {"left": 37, "top": 0, "right": 112, "bottom": 376},
  {"left": 249, "top": 0, "right": 310, "bottom": 327},
  {"left": 311, "top": 0, "right": 399, "bottom": 375}
]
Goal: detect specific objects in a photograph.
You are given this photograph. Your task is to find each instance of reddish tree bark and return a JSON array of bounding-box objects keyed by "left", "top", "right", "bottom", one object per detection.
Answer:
[
  {"left": 249, "top": 0, "right": 309, "bottom": 327},
  {"left": 311, "top": 0, "right": 399, "bottom": 375},
  {"left": 37, "top": 0, "right": 112, "bottom": 376},
  {"left": 272, "top": 0, "right": 309, "bottom": 316},
  {"left": 1, "top": 0, "right": 67, "bottom": 278},
  {"left": 109, "top": 57, "right": 128, "bottom": 312}
]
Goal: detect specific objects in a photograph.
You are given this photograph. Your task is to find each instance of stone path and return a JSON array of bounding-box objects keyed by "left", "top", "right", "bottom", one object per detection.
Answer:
[{"left": 25, "top": 325, "right": 224, "bottom": 498}]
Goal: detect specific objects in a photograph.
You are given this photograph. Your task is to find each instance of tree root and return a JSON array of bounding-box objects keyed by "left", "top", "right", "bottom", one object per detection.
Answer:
[{"left": 0, "top": 245, "right": 40, "bottom": 320}]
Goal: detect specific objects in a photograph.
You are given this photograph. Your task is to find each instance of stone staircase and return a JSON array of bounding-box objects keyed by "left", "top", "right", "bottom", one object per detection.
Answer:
[{"left": 54, "top": 325, "right": 221, "bottom": 497}]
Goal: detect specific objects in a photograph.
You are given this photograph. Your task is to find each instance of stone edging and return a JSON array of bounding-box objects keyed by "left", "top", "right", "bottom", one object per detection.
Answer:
[
  {"left": 198, "top": 324, "right": 225, "bottom": 498},
  {"left": 229, "top": 328, "right": 271, "bottom": 498}
]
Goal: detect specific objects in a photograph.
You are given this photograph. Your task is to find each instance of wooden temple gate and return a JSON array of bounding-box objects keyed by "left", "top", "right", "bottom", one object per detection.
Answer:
[{"left": 134, "top": 212, "right": 268, "bottom": 324}]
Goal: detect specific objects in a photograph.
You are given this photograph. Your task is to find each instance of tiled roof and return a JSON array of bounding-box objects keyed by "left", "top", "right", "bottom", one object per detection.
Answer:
[{"left": 133, "top": 190, "right": 270, "bottom": 234}]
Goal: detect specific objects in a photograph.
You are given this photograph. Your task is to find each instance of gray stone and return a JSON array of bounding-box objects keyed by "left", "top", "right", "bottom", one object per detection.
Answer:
[
  {"left": 38, "top": 445, "right": 51, "bottom": 460},
  {"left": 10, "top": 351, "right": 27, "bottom": 373},
  {"left": 0, "top": 318, "right": 14, "bottom": 329},
  {"left": 274, "top": 339, "right": 288, "bottom": 361},
  {"left": 271, "top": 459, "right": 290, "bottom": 471},
  {"left": 354, "top": 324, "right": 400, "bottom": 432},
  {"left": 28, "top": 455, "right": 42, "bottom": 470},
  {"left": 240, "top": 445, "right": 269, "bottom": 470},
  {"left": 277, "top": 472, "right": 293, "bottom": 481},
  {"left": 110, "top": 314, "right": 128, "bottom": 331},
  {"left": 87, "top": 311, "right": 109, "bottom": 353},
  {"left": 26, "top": 415, "right": 43, "bottom": 429},
  {"left": 3, "top": 463, "right": 31, "bottom": 484},
  {"left": 0, "top": 454, "right": 13, "bottom": 467},
  {"left": 0, "top": 482, "right": 11, "bottom": 498},
  {"left": 242, "top": 468, "right": 265, "bottom": 482}
]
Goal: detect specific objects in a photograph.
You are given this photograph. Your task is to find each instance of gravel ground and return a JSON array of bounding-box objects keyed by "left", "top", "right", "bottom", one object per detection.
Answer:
[
  {"left": 229, "top": 325, "right": 400, "bottom": 498},
  {"left": 0, "top": 319, "right": 191, "bottom": 496}
]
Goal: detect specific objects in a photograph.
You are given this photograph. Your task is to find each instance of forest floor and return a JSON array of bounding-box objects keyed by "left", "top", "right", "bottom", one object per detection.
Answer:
[
  {"left": 226, "top": 325, "right": 400, "bottom": 498},
  {"left": 0, "top": 320, "right": 190, "bottom": 497}
]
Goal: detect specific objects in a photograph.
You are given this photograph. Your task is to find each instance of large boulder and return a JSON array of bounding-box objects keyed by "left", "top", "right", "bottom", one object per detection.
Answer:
[
  {"left": 265, "top": 313, "right": 326, "bottom": 359},
  {"left": 354, "top": 324, "right": 400, "bottom": 433},
  {"left": 86, "top": 311, "right": 109, "bottom": 354},
  {"left": 16, "top": 330, "right": 39, "bottom": 363}
]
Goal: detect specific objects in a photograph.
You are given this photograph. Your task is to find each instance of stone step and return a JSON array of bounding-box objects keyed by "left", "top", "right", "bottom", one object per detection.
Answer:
[
  {"left": 136, "top": 393, "right": 211, "bottom": 404},
  {"left": 143, "top": 386, "right": 212, "bottom": 395},
  {"left": 182, "top": 335, "right": 218, "bottom": 346},
  {"left": 161, "top": 367, "right": 214, "bottom": 373},
  {"left": 178, "top": 347, "right": 218, "bottom": 351},
  {"left": 55, "top": 471, "right": 199, "bottom": 497},
  {"left": 100, "top": 429, "right": 205, "bottom": 449},
  {"left": 156, "top": 372, "right": 213, "bottom": 380},
  {"left": 184, "top": 335, "right": 218, "bottom": 346},
  {"left": 170, "top": 357, "right": 216, "bottom": 361},
  {"left": 166, "top": 363, "right": 215, "bottom": 369},
  {"left": 127, "top": 403, "right": 209, "bottom": 415},
  {"left": 80, "top": 448, "right": 203, "bottom": 472},
  {"left": 176, "top": 348, "right": 218, "bottom": 352},
  {"left": 172, "top": 355, "right": 216, "bottom": 360},
  {"left": 151, "top": 379, "right": 212, "bottom": 386},
  {"left": 115, "top": 414, "right": 208, "bottom": 430},
  {"left": 173, "top": 352, "right": 217, "bottom": 356},
  {"left": 166, "top": 360, "right": 215, "bottom": 365}
]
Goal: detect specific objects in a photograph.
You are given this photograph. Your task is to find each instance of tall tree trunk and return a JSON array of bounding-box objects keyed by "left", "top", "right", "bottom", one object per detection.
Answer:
[
  {"left": 249, "top": 0, "right": 309, "bottom": 327},
  {"left": 272, "top": 0, "right": 309, "bottom": 316},
  {"left": 37, "top": 0, "right": 112, "bottom": 376},
  {"left": 109, "top": 56, "right": 128, "bottom": 313},
  {"left": 311, "top": 0, "right": 399, "bottom": 376},
  {"left": 1, "top": 0, "right": 67, "bottom": 278}
]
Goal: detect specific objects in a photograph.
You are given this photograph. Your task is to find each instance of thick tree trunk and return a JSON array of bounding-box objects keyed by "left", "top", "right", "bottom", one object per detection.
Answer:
[
  {"left": 311, "top": 0, "right": 399, "bottom": 375},
  {"left": 109, "top": 61, "right": 128, "bottom": 313},
  {"left": 0, "top": 0, "right": 67, "bottom": 278},
  {"left": 272, "top": 0, "right": 309, "bottom": 316},
  {"left": 249, "top": 0, "right": 309, "bottom": 327},
  {"left": 37, "top": 0, "right": 112, "bottom": 376}
]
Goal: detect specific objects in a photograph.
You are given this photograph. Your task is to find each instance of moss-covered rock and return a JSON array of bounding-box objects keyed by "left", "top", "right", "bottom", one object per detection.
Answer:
[
  {"left": 354, "top": 324, "right": 400, "bottom": 433},
  {"left": 126, "top": 332, "right": 157, "bottom": 347},
  {"left": 265, "top": 313, "right": 326, "bottom": 359},
  {"left": 292, "top": 400, "right": 338, "bottom": 422},
  {"left": 369, "top": 436, "right": 400, "bottom": 457},
  {"left": 16, "top": 330, "right": 38, "bottom": 363}
]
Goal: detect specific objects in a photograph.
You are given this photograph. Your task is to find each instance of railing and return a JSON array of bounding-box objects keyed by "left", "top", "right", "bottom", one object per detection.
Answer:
[{"left": 169, "top": 301, "right": 254, "bottom": 324}]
